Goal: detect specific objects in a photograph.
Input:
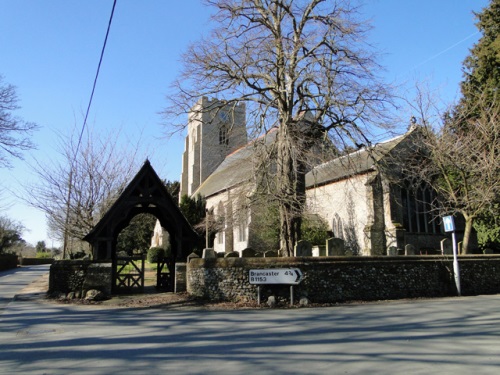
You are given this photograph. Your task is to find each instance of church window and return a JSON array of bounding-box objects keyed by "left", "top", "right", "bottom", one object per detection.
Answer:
[
  {"left": 238, "top": 204, "right": 248, "bottom": 242},
  {"left": 401, "top": 183, "right": 440, "bottom": 234},
  {"left": 219, "top": 126, "right": 229, "bottom": 146},
  {"left": 217, "top": 201, "right": 225, "bottom": 244},
  {"left": 332, "top": 214, "right": 344, "bottom": 239}
]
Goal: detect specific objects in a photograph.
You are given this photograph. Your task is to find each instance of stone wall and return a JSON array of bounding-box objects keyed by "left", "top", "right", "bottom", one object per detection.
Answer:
[
  {"left": 0, "top": 254, "right": 18, "bottom": 271},
  {"left": 19, "top": 257, "right": 54, "bottom": 266},
  {"left": 187, "top": 255, "right": 500, "bottom": 303},
  {"left": 49, "top": 260, "right": 112, "bottom": 296}
]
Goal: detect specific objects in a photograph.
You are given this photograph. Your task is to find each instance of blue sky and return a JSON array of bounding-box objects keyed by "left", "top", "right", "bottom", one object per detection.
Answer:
[{"left": 0, "top": 0, "right": 490, "bottom": 246}]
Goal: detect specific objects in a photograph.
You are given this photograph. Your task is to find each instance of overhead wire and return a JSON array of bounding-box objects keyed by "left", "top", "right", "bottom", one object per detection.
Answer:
[
  {"left": 63, "top": 0, "right": 118, "bottom": 258},
  {"left": 75, "top": 0, "right": 118, "bottom": 157}
]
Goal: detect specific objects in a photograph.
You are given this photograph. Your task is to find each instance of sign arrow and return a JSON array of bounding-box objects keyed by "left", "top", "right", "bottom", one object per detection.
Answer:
[{"left": 249, "top": 268, "right": 304, "bottom": 285}]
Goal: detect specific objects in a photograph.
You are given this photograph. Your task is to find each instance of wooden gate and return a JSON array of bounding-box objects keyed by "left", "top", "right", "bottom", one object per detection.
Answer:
[
  {"left": 113, "top": 256, "right": 145, "bottom": 293},
  {"left": 156, "top": 257, "right": 174, "bottom": 292}
]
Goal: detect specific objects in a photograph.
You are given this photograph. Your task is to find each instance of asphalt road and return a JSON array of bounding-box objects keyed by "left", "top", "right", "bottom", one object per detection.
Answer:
[
  {"left": 1, "top": 265, "right": 500, "bottom": 374},
  {"left": 0, "top": 265, "right": 50, "bottom": 313}
]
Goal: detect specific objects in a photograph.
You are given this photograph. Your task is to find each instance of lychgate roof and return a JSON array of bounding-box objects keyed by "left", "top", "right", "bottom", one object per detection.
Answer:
[{"left": 84, "top": 160, "right": 199, "bottom": 259}]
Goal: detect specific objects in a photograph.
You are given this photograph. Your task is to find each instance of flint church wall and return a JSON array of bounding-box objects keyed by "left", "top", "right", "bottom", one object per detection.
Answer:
[{"left": 187, "top": 255, "right": 500, "bottom": 303}]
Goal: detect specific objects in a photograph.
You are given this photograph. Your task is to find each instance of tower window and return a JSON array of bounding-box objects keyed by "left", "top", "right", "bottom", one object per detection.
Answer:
[{"left": 219, "top": 126, "right": 229, "bottom": 145}]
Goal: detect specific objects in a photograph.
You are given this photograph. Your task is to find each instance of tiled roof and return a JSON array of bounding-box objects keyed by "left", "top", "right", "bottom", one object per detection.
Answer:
[{"left": 194, "top": 127, "right": 418, "bottom": 197}]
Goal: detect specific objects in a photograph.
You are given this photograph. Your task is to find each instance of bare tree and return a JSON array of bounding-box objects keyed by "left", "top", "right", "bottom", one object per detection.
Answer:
[
  {"left": 0, "top": 75, "right": 38, "bottom": 168},
  {"left": 402, "top": 89, "right": 500, "bottom": 253},
  {"left": 163, "top": 0, "right": 393, "bottom": 256},
  {"left": 23, "top": 126, "right": 142, "bottom": 257}
]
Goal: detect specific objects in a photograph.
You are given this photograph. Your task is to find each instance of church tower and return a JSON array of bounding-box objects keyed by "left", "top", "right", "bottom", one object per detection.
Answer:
[{"left": 180, "top": 97, "right": 247, "bottom": 198}]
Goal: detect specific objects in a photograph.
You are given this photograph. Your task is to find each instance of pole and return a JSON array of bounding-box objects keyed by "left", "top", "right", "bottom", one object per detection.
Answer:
[
  {"left": 205, "top": 208, "right": 209, "bottom": 249},
  {"left": 452, "top": 231, "right": 461, "bottom": 296}
]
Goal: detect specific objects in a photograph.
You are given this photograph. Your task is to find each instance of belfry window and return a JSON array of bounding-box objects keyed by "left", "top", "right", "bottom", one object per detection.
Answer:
[{"left": 219, "top": 126, "right": 229, "bottom": 145}]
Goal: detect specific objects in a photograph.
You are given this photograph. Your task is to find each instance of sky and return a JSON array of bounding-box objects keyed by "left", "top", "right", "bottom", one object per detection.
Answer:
[{"left": 0, "top": 0, "right": 490, "bottom": 247}]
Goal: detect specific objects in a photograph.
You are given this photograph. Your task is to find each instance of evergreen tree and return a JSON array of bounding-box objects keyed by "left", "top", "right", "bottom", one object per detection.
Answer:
[
  {"left": 454, "top": 0, "right": 500, "bottom": 251},
  {"left": 459, "top": 0, "right": 500, "bottom": 114}
]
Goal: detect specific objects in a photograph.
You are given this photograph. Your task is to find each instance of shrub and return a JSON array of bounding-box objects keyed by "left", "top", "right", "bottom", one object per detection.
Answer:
[
  {"left": 147, "top": 247, "right": 166, "bottom": 263},
  {"left": 36, "top": 251, "right": 52, "bottom": 259},
  {"left": 302, "top": 214, "right": 330, "bottom": 246}
]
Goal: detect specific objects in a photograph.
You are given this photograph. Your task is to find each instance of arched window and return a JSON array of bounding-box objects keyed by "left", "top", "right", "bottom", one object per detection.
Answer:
[
  {"left": 401, "top": 182, "right": 440, "bottom": 234},
  {"left": 217, "top": 201, "right": 225, "bottom": 244},
  {"left": 238, "top": 203, "right": 248, "bottom": 242},
  {"left": 219, "top": 125, "right": 229, "bottom": 145},
  {"left": 332, "top": 214, "right": 344, "bottom": 239}
]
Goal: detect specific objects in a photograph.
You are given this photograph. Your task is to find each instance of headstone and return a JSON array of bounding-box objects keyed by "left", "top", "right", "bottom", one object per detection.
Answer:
[
  {"left": 264, "top": 250, "right": 278, "bottom": 257},
  {"left": 294, "top": 240, "right": 312, "bottom": 257},
  {"left": 217, "top": 252, "right": 225, "bottom": 258},
  {"left": 241, "top": 248, "right": 256, "bottom": 258},
  {"left": 440, "top": 238, "right": 452, "bottom": 255},
  {"left": 387, "top": 246, "right": 398, "bottom": 256},
  {"left": 405, "top": 244, "right": 416, "bottom": 255},
  {"left": 326, "top": 237, "right": 345, "bottom": 256},
  {"left": 187, "top": 252, "right": 200, "bottom": 263},
  {"left": 202, "top": 248, "right": 217, "bottom": 259},
  {"left": 312, "top": 246, "right": 320, "bottom": 257},
  {"left": 224, "top": 251, "right": 239, "bottom": 258}
]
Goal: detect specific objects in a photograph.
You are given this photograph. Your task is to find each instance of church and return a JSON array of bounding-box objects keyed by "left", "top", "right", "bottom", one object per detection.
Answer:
[{"left": 165, "top": 97, "right": 447, "bottom": 256}]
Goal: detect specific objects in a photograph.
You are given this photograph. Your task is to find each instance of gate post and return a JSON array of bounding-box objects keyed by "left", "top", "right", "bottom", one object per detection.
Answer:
[{"left": 174, "top": 262, "right": 187, "bottom": 293}]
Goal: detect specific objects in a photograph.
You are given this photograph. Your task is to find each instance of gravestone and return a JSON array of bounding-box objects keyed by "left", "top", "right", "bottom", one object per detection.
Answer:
[
  {"left": 187, "top": 252, "right": 200, "bottom": 263},
  {"left": 405, "top": 244, "right": 416, "bottom": 255},
  {"left": 294, "top": 240, "right": 312, "bottom": 257},
  {"left": 387, "top": 246, "right": 398, "bottom": 256},
  {"left": 326, "top": 237, "right": 345, "bottom": 256},
  {"left": 440, "top": 238, "right": 452, "bottom": 255},
  {"left": 241, "top": 248, "right": 256, "bottom": 258},
  {"left": 264, "top": 250, "right": 278, "bottom": 257},
  {"left": 224, "top": 251, "right": 239, "bottom": 258},
  {"left": 202, "top": 248, "right": 217, "bottom": 259},
  {"left": 312, "top": 246, "right": 320, "bottom": 257}
]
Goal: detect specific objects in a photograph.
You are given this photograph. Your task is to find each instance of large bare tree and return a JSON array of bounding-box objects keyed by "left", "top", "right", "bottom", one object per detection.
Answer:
[
  {"left": 24, "top": 126, "right": 142, "bottom": 257},
  {"left": 0, "top": 75, "right": 38, "bottom": 168},
  {"left": 164, "top": 0, "right": 393, "bottom": 256}
]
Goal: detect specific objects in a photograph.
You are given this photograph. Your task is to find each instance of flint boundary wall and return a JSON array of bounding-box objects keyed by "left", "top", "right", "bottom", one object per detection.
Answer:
[
  {"left": 49, "top": 260, "right": 112, "bottom": 296},
  {"left": 187, "top": 255, "right": 500, "bottom": 303}
]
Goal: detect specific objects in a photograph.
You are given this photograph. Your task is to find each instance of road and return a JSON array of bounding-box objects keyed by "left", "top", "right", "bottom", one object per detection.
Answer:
[
  {"left": 1, "top": 265, "right": 500, "bottom": 374},
  {"left": 0, "top": 265, "right": 50, "bottom": 313}
]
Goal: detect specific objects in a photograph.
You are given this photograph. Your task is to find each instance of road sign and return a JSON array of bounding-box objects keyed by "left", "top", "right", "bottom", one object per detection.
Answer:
[
  {"left": 249, "top": 268, "right": 303, "bottom": 285},
  {"left": 443, "top": 215, "right": 455, "bottom": 232}
]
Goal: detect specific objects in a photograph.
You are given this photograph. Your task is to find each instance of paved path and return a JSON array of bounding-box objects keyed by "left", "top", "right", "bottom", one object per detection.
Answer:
[{"left": 1, "top": 266, "right": 500, "bottom": 374}]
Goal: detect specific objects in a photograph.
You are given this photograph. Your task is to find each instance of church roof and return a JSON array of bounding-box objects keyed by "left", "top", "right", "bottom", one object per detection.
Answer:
[
  {"left": 194, "top": 126, "right": 418, "bottom": 197},
  {"left": 194, "top": 130, "right": 277, "bottom": 198},
  {"left": 306, "top": 127, "right": 418, "bottom": 187}
]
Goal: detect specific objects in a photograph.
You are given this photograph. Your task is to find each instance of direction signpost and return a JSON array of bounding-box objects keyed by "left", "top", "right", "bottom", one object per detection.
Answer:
[
  {"left": 249, "top": 268, "right": 304, "bottom": 305},
  {"left": 443, "top": 215, "right": 461, "bottom": 296}
]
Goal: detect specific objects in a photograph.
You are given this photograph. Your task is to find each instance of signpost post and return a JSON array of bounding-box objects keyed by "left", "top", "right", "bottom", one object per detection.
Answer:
[
  {"left": 249, "top": 268, "right": 304, "bottom": 305},
  {"left": 443, "top": 215, "right": 461, "bottom": 296}
]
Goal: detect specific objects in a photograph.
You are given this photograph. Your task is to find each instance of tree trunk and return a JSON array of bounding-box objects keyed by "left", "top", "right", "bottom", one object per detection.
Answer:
[
  {"left": 276, "top": 122, "right": 306, "bottom": 257},
  {"left": 462, "top": 215, "right": 474, "bottom": 254}
]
